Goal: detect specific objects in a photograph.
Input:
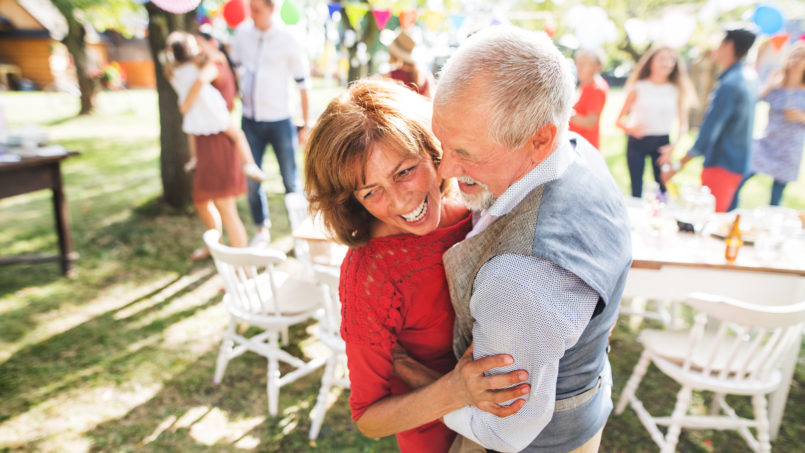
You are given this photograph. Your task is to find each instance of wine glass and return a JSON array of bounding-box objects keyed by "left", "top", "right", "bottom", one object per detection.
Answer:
[{"left": 690, "top": 186, "right": 716, "bottom": 244}]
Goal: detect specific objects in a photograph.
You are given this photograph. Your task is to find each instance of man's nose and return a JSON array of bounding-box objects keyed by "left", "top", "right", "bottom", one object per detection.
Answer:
[{"left": 438, "top": 151, "right": 460, "bottom": 179}]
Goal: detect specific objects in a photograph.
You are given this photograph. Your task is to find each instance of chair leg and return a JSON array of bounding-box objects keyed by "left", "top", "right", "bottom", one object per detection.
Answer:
[
  {"left": 309, "top": 355, "right": 336, "bottom": 441},
  {"left": 709, "top": 393, "right": 724, "bottom": 415},
  {"left": 281, "top": 326, "right": 289, "bottom": 345},
  {"left": 267, "top": 331, "right": 281, "bottom": 416},
  {"left": 753, "top": 394, "right": 771, "bottom": 453},
  {"left": 213, "top": 318, "right": 236, "bottom": 385},
  {"left": 616, "top": 350, "right": 651, "bottom": 415},
  {"left": 663, "top": 385, "right": 691, "bottom": 453}
]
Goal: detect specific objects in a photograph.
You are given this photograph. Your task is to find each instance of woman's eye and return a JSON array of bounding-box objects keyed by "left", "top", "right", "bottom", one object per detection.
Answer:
[
  {"left": 362, "top": 189, "right": 376, "bottom": 200},
  {"left": 398, "top": 165, "right": 417, "bottom": 179}
]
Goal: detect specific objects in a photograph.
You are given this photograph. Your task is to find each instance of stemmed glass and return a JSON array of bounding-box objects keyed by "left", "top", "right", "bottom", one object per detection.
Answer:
[{"left": 689, "top": 186, "right": 716, "bottom": 248}]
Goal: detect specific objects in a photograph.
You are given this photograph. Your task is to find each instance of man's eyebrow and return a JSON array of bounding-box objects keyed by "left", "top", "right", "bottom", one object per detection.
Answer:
[{"left": 454, "top": 148, "right": 472, "bottom": 158}]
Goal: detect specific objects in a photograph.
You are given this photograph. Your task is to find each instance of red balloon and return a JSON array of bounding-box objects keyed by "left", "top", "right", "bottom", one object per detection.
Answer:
[{"left": 223, "top": 0, "right": 248, "bottom": 28}]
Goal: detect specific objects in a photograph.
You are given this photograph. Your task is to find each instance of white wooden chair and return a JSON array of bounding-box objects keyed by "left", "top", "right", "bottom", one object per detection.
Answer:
[
  {"left": 309, "top": 264, "right": 350, "bottom": 441},
  {"left": 204, "top": 229, "right": 327, "bottom": 416},
  {"left": 284, "top": 193, "right": 346, "bottom": 276},
  {"left": 616, "top": 292, "right": 805, "bottom": 453}
]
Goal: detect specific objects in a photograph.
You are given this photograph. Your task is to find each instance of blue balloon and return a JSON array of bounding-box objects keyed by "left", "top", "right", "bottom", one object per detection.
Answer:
[{"left": 753, "top": 5, "right": 785, "bottom": 35}]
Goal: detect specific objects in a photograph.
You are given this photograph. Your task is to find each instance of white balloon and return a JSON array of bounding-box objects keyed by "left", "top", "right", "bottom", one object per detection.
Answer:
[
  {"left": 661, "top": 10, "right": 695, "bottom": 49},
  {"left": 624, "top": 18, "right": 648, "bottom": 46},
  {"left": 558, "top": 33, "right": 580, "bottom": 50},
  {"left": 563, "top": 5, "right": 586, "bottom": 30}
]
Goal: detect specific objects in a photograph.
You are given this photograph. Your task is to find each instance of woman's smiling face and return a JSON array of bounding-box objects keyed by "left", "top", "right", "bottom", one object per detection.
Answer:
[{"left": 354, "top": 144, "right": 443, "bottom": 237}]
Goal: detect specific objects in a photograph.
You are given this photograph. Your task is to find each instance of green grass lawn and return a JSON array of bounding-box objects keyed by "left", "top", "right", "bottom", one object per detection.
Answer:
[{"left": 0, "top": 87, "right": 803, "bottom": 452}]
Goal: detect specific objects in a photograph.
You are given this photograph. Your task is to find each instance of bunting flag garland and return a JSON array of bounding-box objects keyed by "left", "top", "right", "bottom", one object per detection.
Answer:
[
  {"left": 769, "top": 33, "right": 789, "bottom": 51},
  {"left": 327, "top": 3, "right": 342, "bottom": 19},
  {"left": 321, "top": 4, "right": 459, "bottom": 36},
  {"left": 450, "top": 14, "right": 465, "bottom": 30},
  {"left": 372, "top": 9, "right": 392, "bottom": 30},
  {"left": 422, "top": 10, "right": 445, "bottom": 32},
  {"left": 344, "top": 3, "right": 369, "bottom": 28},
  {"left": 151, "top": 0, "right": 200, "bottom": 14},
  {"left": 398, "top": 9, "right": 417, "bottom": 30}
]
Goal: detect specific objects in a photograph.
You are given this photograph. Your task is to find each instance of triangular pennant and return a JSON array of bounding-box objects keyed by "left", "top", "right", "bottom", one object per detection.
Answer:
[
  {"left": 769, "top": 33, "right": 789, "bottom": 51},
  {"left": 398, "top": 9, "right": 417, "bottom": 31},
  {"left": 344, "top": 3, "right": 369, "bottom": 28},
  {"left": 372, "top": 9, "right": 392, "bottom": 30},
  {"left": 450, "top": 14, "right": 465, "bottom": 30},
  {"left": 327, "top": 3, "right": 342, "bottom": 19},
  {"left": 423, "top": 10, "right": 445, "bottom": 32}
]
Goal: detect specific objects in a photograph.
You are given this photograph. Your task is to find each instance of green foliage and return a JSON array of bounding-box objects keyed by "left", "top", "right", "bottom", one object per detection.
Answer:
[{"left": 51, "top": 0, "right": 145, "bottom": 37}]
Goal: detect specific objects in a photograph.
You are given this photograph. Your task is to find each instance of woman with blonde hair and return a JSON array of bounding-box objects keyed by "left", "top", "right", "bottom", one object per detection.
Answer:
[
  {"left": 616, "top": 46, "right": 696, "bottom": 198},
  {"left": 305, "top": 78, "right": 527, "bottom": 452}
]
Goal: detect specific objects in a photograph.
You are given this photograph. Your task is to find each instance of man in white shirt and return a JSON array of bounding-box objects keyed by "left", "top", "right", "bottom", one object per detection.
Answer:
[
  {"left": 229, "top": 0, "right": 311, "bottom": 245},
  {"left": 429, "top": 26, "right": 632, "bottom": 452}
]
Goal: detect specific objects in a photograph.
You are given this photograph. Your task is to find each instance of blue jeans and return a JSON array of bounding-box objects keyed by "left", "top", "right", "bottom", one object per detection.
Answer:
[
  {"left": 242, "top": 117, "right": 299, "bottom": 227},
  {"left": 728, "top": 173, "right": 787, "bottom": 211},
  {"left": 626, "top": 135, "right": 668, "bottom": 198}
]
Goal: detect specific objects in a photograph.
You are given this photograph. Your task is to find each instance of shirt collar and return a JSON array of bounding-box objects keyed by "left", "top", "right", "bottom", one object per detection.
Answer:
[
  {"left": 487, "top": 137, "right": 576, "bottom": 217},
  {"left": 719, "top": 61, "right": 743, "bottom": 80}
]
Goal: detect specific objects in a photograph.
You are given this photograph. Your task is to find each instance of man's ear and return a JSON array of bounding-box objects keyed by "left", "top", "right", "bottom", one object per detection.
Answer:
[{"left": 529, "top": 123, "right": 557, "bottom": 165}]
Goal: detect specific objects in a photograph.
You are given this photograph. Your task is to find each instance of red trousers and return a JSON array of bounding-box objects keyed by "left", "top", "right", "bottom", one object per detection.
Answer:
[{"left": 701, "top": 166, "right": 744, "bottom": 213}]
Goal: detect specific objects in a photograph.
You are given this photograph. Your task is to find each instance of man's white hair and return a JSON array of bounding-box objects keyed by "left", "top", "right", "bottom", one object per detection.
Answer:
[{"left": 435, "top": 26, "right": 575, "bottom": 151}]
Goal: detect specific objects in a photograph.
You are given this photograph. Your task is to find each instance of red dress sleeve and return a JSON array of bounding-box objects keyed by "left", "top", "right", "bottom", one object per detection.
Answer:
[{"left": 339, "top": 247, "right": 404, "bottom": 421}]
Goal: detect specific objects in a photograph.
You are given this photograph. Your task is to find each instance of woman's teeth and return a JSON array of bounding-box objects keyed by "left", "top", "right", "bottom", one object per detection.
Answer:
[{"left": 401, "top": 197, "right": 428, "bottom": 222}]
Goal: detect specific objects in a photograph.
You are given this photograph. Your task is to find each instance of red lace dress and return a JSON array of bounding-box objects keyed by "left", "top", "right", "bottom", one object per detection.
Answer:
[{"left": 339, "top": 214, "right": 472, "bottom": 453}]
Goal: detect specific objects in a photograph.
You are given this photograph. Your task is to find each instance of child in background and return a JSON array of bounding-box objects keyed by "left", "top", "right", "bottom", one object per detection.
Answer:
[
  {"left": 163, "top": 31, "right": 266, "bottom": 182},
  {"left": 569, "top": 48, "right": 608, "bottom": 150},
  {"left": 616, "top": 46, "right": 695, "bottom": 198}
]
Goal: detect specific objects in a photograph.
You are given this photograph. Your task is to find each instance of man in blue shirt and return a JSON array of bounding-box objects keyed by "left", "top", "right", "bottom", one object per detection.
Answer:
[{"left": 662, "top": 28, "right": 758, "bottom": 212}]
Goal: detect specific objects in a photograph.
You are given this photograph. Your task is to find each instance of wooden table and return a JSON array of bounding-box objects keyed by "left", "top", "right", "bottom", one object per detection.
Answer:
[
  {"left": 623, "top": 199, "right": 805, "bottom": 439},
  {"left": 291, "top": 215, "right": 347, "bottom": 268},
  {"left": 0, "top": 151, "right": 79, "bottom": 275}
]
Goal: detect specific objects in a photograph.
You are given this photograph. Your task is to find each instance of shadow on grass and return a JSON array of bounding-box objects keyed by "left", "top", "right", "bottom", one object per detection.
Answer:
[
  {"left": 83, "top": 318, "right": 392, "bottom": 453},
  {"left": 43, "top": 115, "right": 80, "bottom": 127},
  {"left": 0, "top": 197, "right": 199, "bottom": 325},
  {"left": 0, "top": 267, "right": 216, "bottom": 422}
]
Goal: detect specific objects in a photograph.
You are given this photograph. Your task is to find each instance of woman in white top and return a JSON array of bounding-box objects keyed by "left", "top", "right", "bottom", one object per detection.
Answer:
[
  {"left": 616, "top": 46, "right": 695, "bottom": 198},
  {"left": 164, "top": 31, "right": 265, "bottom": 182}
]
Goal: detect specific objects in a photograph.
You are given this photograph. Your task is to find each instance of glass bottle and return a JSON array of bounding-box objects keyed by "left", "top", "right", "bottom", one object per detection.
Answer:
[{"left": 724, "top": 214, "right": 743, "bottom": 263}]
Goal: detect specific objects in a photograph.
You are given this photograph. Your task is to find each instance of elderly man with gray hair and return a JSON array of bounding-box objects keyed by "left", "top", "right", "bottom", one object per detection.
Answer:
[{"left": 431, "top": 26, "right": 632, "bottom": 452}]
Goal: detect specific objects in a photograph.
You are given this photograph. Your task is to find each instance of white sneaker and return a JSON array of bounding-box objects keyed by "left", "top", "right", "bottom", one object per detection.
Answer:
[
  {"left": 248, "top": 230, "right": 271, "bottom": 249},
  {"left": 243, "top": 163, "right": 267, "bottom": 182},
  {"left": 184, "top": 157, "right": 197, "bottom": 173}
]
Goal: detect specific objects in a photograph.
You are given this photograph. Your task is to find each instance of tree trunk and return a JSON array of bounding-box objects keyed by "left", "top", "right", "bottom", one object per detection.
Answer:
[
  {"left": 345, "top": 13, "right": 379, "bottom": 83},
  {"left": 145, "top": 3, "right": 196, "bottom": 209},
  {"left": 55, "top": 5, "right": 97, "bottom": 114}
]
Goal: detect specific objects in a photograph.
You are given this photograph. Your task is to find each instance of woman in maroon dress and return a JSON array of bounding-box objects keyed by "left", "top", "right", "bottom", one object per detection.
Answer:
[
  {"left": 185, "top": 32, "right": 249, "bottom": 259},
  {"left": 305, "top": 79, "right": 528, "bottom": 452}
]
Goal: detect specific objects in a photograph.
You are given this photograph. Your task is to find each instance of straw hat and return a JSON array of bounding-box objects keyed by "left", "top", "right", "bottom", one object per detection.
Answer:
[{"left": 388, "top": 31, "right": 416, "bottom": 64}]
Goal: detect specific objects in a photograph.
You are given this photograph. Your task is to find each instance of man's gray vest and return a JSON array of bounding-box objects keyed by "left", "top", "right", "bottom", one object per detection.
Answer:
[{"left": 443, "top": 138, "right": 632, "bottom": 452}]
